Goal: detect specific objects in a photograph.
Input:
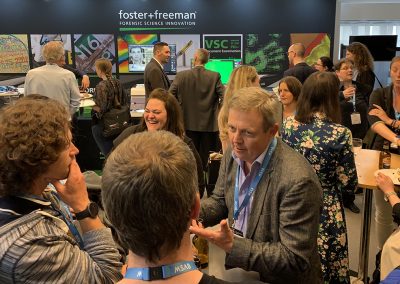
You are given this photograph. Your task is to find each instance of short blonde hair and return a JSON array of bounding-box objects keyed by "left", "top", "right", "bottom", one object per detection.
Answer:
[
  {"left": 228, "top": 87, "right": 279, "bottom": 132},
  {"left": 42, "top": 41, "right": 64, "bottom": 64}
]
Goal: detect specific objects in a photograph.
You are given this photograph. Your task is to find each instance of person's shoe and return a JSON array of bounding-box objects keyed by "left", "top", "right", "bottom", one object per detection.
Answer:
[
  {"left": 345, "top": 202, "right": 360, "bottom": 214},
  {"left": 355, "top": 187, "right": 363, "bottom": 194}
]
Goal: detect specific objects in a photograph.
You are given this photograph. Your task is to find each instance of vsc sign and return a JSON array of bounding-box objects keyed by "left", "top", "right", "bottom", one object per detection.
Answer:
[{"left": 202, "top": 34, "right": 242, "bottom": 59}]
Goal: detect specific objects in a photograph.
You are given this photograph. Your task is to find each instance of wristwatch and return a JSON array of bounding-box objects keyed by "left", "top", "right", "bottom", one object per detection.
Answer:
[
  {"left": 75, "top": 202, "right": 99, "bottom": 220},
  {"left": 384, "top": 191, "right": 398, "bottom": 202}
]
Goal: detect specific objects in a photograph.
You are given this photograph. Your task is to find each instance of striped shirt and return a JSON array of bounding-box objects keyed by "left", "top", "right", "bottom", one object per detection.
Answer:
[{"left": 0, "top": 190, "right": 123, "bottom": 283}]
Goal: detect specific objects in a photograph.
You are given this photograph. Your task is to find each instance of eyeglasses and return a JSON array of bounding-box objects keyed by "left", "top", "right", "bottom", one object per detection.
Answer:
[{"left": 340, "top": 66, "right": 354, "bottom": 71}]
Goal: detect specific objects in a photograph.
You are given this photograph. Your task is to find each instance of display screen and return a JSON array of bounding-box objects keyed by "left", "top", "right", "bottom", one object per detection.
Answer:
[
  {"left": 128, "top": 44, "right": 176, "bottom": 74},
  {"left": 205, "top": 59, "right": 235, "bottom": 85},
  {"left": 349, "top": 35, "right": 398, "bottom": 61},
  {"left": 128, "top": 45, "right": 153, "bottom": 72}
]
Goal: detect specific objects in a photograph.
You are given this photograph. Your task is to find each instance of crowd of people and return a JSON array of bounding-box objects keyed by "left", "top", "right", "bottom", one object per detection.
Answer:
[{"left": 0, "top": 40, "right": 399, "bottom": 283}]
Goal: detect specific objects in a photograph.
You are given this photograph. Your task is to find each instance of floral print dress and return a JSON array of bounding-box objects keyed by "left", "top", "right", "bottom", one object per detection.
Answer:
[{"left": 281, "top": 113, "right": 357, "bottom": 284}]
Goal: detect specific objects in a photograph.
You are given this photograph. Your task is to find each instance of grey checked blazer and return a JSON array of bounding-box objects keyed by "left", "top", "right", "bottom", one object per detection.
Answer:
[{"left": 200, "top": 139, "right": 323, "bottom": 284}]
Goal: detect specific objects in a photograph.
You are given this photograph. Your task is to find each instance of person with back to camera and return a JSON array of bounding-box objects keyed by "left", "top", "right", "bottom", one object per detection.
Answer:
[
  {"left": 0, "top": 95, "right": 123, "bottom": 283},
  {"left": 113, "top": 88, "right": 205, "bottom": 198},
  {"left": 281, "top": 72, "right": 358, "bottom": 283},
  {"left": 24, "top": 41, "right": 81, "bottom": 117},
  {"left": 278, "top": 76, "right": 302, "bottom": 120},
  {"left": 190, "top": 87, "right": 323, "bottom": 284},
  {"left": 218, "top": 65, "right": 260, "bottom": 152},
  {"left": 284, "top": 43, "right": 317, "bottom": 83},
  {"left": 368, "top": 56, "right": 400, "bottom": 253},
  {"left": 91, "top": 58, "right": 130, "bottom": 157},
  {"left": 314, "top": 56, "right": 334, "bottom": 72},
  {"left": 102, "top": 130, "right": 265, "bottom": 284},
  {"left": 346, "top": 42, "right": 376, "bottom": 97},
  {"left": 169, "top": 48, "right": 225, "bottom": 170}
]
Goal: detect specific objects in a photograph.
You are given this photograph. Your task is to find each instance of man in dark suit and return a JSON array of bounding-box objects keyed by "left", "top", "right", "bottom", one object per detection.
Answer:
[
  {"left": 190, "top": 87, "right": 323, "bottom": 284},
  {"left": 144, "top": 42, "right": 171, "bottom": 100},
  {"left": 170, "top": 48, "right": 225, "bottom": 169},
  {"left": 283, "top": 43, "right": 316, "bottom": 83}
]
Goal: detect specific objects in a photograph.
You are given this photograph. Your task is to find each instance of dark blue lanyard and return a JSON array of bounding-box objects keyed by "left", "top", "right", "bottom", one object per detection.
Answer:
[
  {"left": 125, "top": 261, "right": 197, "bottom": 281},
  {"left": 50, "top": 191, "right": 85, "bottom": 249},
  {"left": 233, "top": 138, "right": 277, "bottom": 224}
]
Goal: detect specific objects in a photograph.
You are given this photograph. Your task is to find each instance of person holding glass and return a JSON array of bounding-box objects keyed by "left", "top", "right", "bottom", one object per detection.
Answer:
[
  {"left": 335, "top": 58, "right": 370, "bottom": 213},
  {"left": 368, "top": 56, "right": 400, "bottom": 251},
  {"left": 335, "top": 58, "right": 370, "bottom": 140},
  {"left": 281, "top": 72, "right": 357, "bottom": 283}
]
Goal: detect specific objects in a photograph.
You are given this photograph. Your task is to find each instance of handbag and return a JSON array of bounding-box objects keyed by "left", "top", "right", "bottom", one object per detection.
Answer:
[{"left": 101, "top": 84, "right": 131, "bottom": 138}]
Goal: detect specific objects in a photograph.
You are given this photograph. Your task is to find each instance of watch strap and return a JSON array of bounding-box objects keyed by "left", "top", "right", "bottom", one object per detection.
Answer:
[{"left": 75, "top": 202, "right": 98, "bottom": 220}]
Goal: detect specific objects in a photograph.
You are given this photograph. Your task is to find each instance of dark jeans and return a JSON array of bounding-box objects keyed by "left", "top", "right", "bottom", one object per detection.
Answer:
[{"left": 91, "top": 123, "right": 114, "bottom": 157}]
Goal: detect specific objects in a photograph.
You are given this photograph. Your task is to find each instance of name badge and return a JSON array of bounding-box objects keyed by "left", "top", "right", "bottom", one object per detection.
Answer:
[
  {"left": 232, "top": 228, "right": 244, "bottom": 238},
  {"left": 351, "top": 112, "right": 361, "bottom": 125}
]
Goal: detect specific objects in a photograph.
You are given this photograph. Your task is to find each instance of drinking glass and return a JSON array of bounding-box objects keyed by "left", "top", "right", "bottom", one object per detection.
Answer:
[{"left": 352, "top": 138, "right": 363, "bottom": 156}]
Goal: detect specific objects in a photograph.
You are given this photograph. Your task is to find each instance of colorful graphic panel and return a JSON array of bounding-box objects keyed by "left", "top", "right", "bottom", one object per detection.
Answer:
[
  {"left": 117, "top": 34, "right": 158, "bottom": 73},
  {"left": 160, "top": 34, "right": 200, "bottom": 72},
  {"left": 244, "top": 34, "right": 286, "bottom": 75},
  {"left": 290, "top": 33, "right": 330, "bottom": 67},
  {"left": 74, "top": 34, "right": 116, "bottom": 73},
  {"left": 0, "top": 34, "right": 30, "bottom": 73}
]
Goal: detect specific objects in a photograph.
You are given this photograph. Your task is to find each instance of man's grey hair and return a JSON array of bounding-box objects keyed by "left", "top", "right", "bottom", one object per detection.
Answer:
[
  {"left": 43, "top": 41, "right": 64, "bottom": 64},
  {"left": 196, "top": 48, "right": 210, "bottom": 64},
  {"left": 227, "top": 87, "right": 280, "bottom": 132},
  {"left": 101, "top": 130, "right": 198, "bottom": 262}
]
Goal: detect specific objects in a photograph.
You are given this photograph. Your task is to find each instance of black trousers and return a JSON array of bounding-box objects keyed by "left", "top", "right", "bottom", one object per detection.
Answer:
[{"left": 185, "top": 130, "right": 221, "bottom": 170}]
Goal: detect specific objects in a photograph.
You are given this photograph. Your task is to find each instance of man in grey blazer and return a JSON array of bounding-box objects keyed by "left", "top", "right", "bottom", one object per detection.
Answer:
[
  {"left": 169, "top": 48, "right": 225, "bottom": 169},
  {"left": 144, "top": 42, "right": 171, "bottom": 100},
  {"left": 190, "top": 87, "right": 323, "bottom": 284}
]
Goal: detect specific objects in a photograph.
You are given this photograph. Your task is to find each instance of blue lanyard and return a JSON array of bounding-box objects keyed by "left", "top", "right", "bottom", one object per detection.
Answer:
[
  {"left": 50, "top": 191, "right": 85, "bottom": 249},
  {"left": 125, "top": 261, "right": 197, "bottom": 281},
  {"left": 233, "top": 137, "right": 277, "bottom": 225}
]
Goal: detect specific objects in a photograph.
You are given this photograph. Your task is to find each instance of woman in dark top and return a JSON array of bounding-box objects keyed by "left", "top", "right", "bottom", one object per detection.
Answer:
[
  {"left": 335, "top": 58, "right": 369, "bottom": 140},
  {"left": 91, "top": 58, "right": 129, "bottom": 156},
  {"left": 114, "top": 88, "right": 206, "bottom": 197},
  {"left": 346, "top": 42, "right": 376, "bottom": 96}
]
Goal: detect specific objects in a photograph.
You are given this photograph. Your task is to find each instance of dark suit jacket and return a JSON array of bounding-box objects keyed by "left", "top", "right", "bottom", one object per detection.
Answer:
[
  {"left": 283, "top": 62, "right": 317, "bottom": 84},
  {"left": 144, "top": 58, "right": 171, "bottom": 99},
  {"left": 169, "top": 66, "right": 224, "bottom": 132},
  {"left": 200, "top": 139, "right": 323, "bottom": 284}
]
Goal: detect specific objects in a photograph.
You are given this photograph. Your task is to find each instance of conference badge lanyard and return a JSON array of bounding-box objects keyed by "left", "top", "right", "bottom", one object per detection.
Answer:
[
  {"left": 125, "top": 261, "right": 198, "bottom": 281},
  {"left": 50, "top": 191, "right": 85, "bottom": 249},
  {"left": 231, "top": 137, "right": 277, "bottom": 237}
]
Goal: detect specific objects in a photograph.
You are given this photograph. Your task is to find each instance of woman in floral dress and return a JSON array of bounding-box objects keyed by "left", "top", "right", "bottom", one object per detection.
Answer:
[{"left": 281, "top": 72, "right": 357, "bottom": 283}]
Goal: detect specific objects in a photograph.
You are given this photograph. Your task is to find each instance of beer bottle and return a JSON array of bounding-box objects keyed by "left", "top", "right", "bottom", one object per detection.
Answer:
[
  {"left": 379, "top": 140, "right": 391, "bottom": 169},
  {"left": 192, "top": 220, "right": 209, "bottom": 269}
]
